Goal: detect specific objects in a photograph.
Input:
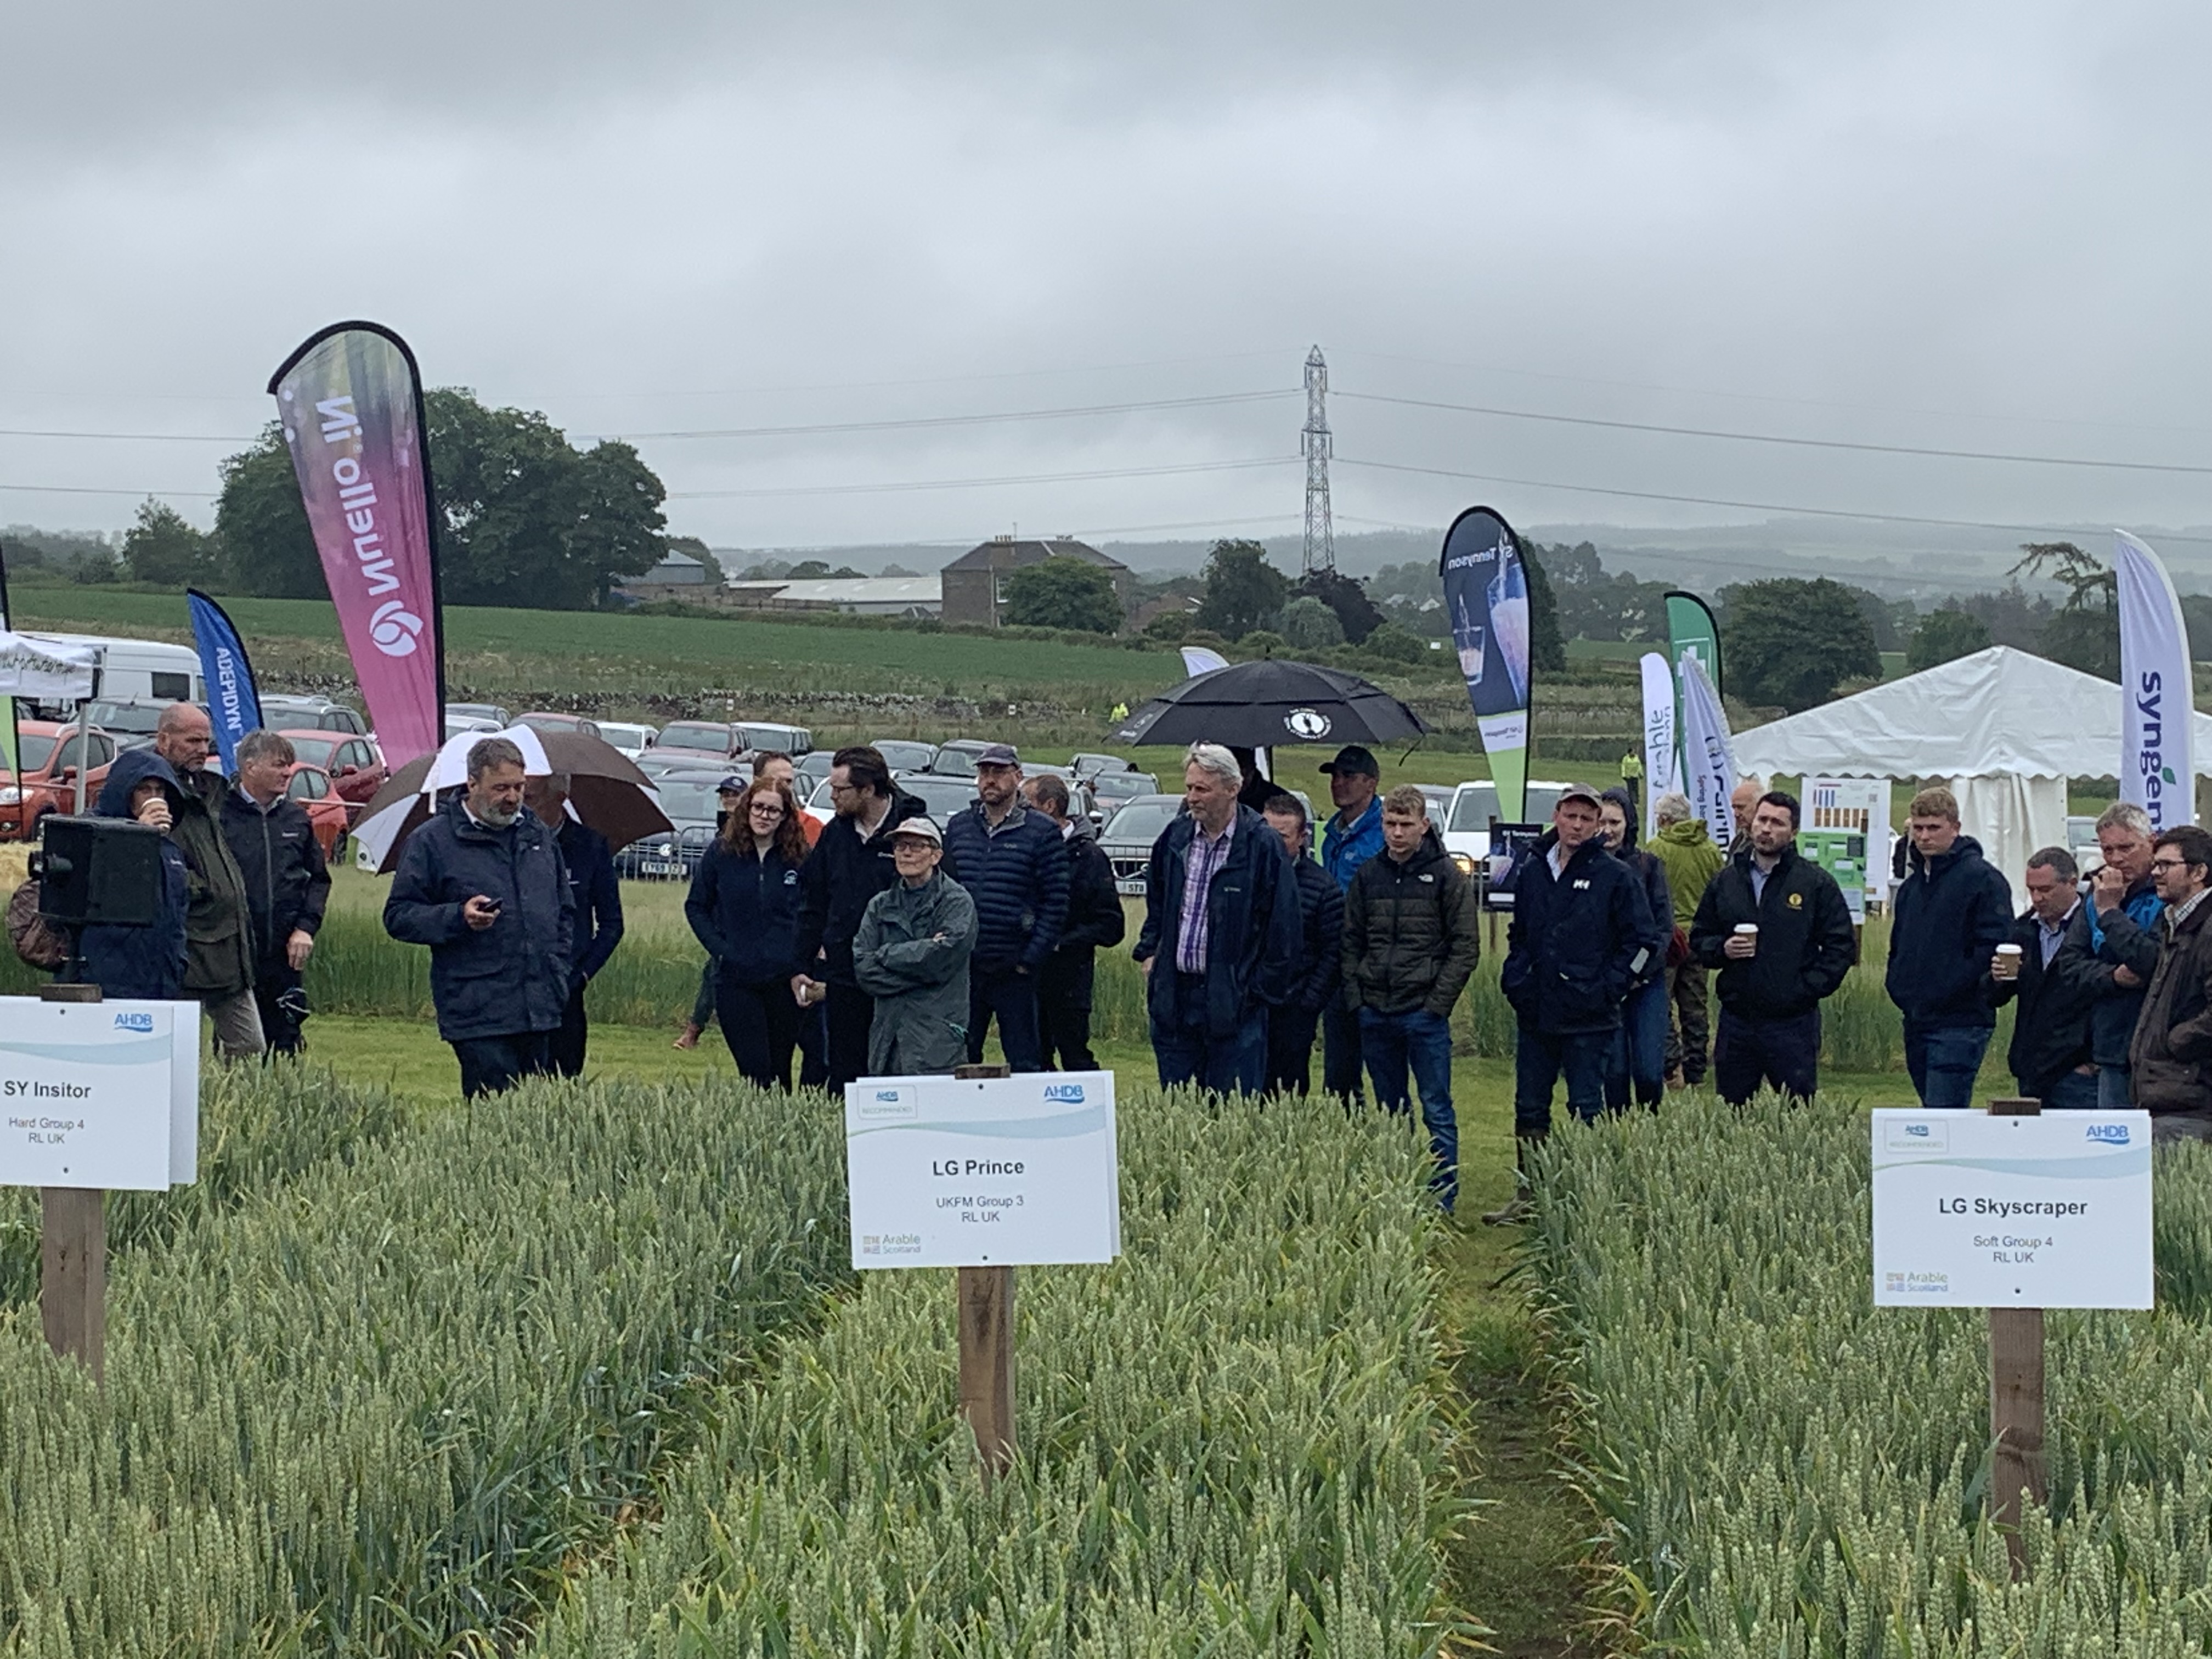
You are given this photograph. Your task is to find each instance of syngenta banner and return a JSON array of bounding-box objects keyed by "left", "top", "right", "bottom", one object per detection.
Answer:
[
  {"left": 1439, "top": 505, "right": 1532, "bottom": 824},
  {"left": 2115, "top": 529, "right": 2192, "bottom": 833},
  {"left": 268, "top": 323, "right": 444, "bottom": 767},
  {"left": 186, "top": 590, "right": 262, "bottom": 776}
]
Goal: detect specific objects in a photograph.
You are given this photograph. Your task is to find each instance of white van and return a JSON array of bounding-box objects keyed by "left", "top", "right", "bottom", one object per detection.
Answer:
[
  {"left": 20, "top": 633, "right": 204, "bottom": 709},
  {"left": 1441, "top": 779, "right": 1574, "bottom": 868}
]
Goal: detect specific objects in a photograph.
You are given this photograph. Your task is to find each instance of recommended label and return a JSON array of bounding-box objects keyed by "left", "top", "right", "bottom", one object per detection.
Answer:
[
  {"left": 1871, "top": 1109, "right": 2152, "bottom": 1309},
  {"left": 0, "top": 998, "right": 199, "bottom": 1191},
  {"left": 845, "top": 1071, "right": 1120, "bottom": 1269}
]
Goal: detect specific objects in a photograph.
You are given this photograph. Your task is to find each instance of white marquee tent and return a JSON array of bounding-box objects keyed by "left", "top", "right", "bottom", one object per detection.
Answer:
[{"left": 1731, "top": 646, "right": 2212, "bottom": 907}]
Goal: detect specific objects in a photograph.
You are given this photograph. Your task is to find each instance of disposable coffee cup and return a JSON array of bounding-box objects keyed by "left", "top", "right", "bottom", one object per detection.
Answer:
[
  {"left": 1734, "top": 922, "right": 1758, "bottom": 956},
  {"left": 1995, "top": 943, "right": 2023, "bottom": 980}
]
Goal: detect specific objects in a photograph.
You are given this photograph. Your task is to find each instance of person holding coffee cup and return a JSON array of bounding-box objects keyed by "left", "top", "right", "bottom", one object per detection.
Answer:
[
  {"left": 1989, "top": 846, "right": 2097, "bottom": 1108},
  {"left": 1688, "top": 789, "right": 1857, "bottom": 1105}
]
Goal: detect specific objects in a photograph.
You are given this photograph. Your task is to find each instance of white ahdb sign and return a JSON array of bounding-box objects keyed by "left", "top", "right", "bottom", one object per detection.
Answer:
[
  {"left": 1871, "top": 1109, "right": 2152, "bottom": 1310},
  {"left": 845, "top": 1070, "right": 1120, "bottom": 1269},
  {"left": 0, "top": 999, "right": 199, "bottom": 1191}
]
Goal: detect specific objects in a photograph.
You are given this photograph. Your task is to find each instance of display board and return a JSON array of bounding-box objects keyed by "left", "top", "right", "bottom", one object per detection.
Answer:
[
  {"left": 0, "top": 998, "right": 199, "bottom": 1191},
  {"left": 845, "top": 1070, "right": 1120, "bottom": 1269},
  {"left": 1871, "top": 1109, "right": 2151, "bottom": 1309},
  {"left": 1808, "top": 777, "right": 1892, "bottom": 910}
]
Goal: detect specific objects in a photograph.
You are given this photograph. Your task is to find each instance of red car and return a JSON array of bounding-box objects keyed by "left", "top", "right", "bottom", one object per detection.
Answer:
[
  {"left": 284, "top": 764, "right": 353, "bottom": 860},
  {"left": 0, "top": 720, "right": 120, "bottom": 841},
  {"left": 278, "top": 730, "right": 387, "bottom": 820}
]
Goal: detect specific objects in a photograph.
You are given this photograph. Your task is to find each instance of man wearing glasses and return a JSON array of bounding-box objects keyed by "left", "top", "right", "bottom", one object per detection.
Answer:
[{"left": 2126, "top": 825, "right": 2212, "bottom": 1144}]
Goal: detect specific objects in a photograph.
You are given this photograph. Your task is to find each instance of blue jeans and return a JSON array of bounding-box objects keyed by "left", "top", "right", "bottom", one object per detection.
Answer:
[
  {"left": 2097, "top": 1065, "right": 2134, "bottom": 1109},
  {"left": 1153, "top": 974, "right": 1267, "bottom": 1096},
  {"left": 1515, "top": 1026, "right": 1610, "bottom": 1136},
  {"left": 1604, "top": 979, "right": 1670, "bottom": 1111},
  {"left": 1904, "top": 1020, "right": 1993, "bottom": 1108},
  {"left": 2040, "top": 1068, "right": 2101, "bottom": 1110},
  {"left": 1361, "top": 1007, "right": 1459, "bottom": 1211}
]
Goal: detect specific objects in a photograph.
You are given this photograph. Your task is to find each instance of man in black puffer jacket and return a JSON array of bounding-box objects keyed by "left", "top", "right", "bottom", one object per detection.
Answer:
[
  {"left": 1343, "top": 785, "right": 1479, "bottom": 1209},
  {"left": 1689, "top": 789, "right": 1856, "bottom": 1104},
  {"left": 1260, "top": 792, "right": 1345, "bottom": 1098},
  {"left": 1021, "top": 771, "right": 1124, "bottom": 1070},
  {"left": 793, "top": 745, "right": 944, "bottom": 1090},
  {"left": 383, "top": 737, "right": 574, "bottom": 1099},
  {"left": 941, "top": 745, "right": 1069, "bottom": 1072},
  {"left": 219, "top": 729, "right": 330, "bottom": 1054},
  {"left": 1886, "top": 785, "right": 2014, "bottom": 1107},
  {"left": 1489, "top": 783, "right": 1644, "bottom": 1224}
]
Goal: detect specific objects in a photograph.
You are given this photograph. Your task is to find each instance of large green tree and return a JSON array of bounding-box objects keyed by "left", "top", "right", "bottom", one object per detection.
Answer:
[
  {"left": 1291, "top": 568, "right": 1383, "bottom": 644},
  {"left": 1720, "top": 577, "right": 1881, "bottom": 710},
  {"left": 1194, "top": 539, "right": 1288, "bottom": 640},
  {"left": 120, "top": 499, "right": 222, "bottom": 586},
  {"left": 2014, "top": 540, "right": 2119, "bottom": 679},
  {"left": 1905, "top": 605, "right": 1990, "bottom": 673},
  {"left": 213, "top": 390, "right": 669, "bottom": 609},
  {"left": 1002, "top": 556, "right": 1121, "bottom": 633}
]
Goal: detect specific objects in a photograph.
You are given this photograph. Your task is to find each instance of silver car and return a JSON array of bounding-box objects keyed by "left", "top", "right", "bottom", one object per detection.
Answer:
[{"left": 1094, "top": 794, "right": 1186, "bottom": 896}]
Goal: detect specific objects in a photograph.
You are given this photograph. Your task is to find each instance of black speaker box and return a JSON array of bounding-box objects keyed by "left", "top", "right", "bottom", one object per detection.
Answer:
[{"left": 35, "top": 815, "right": 164, "bottom": 927}]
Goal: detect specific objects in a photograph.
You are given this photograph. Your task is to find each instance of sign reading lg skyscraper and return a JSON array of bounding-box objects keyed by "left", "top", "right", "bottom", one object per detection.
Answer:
[
  {"left": 2114, "top": 530, "right": 2192, "bottom": 834},
  {"left": 1438, "top": 506, "right": 1532, "bottom": 825},
  {"left": 268, "top": 323, "right": 447, "bottom": 769}
]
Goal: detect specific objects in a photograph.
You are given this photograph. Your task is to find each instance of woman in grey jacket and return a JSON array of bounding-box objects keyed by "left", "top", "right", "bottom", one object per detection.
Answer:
[{"left": 853, "top": 817, "right": 978, "bottom": 1075}]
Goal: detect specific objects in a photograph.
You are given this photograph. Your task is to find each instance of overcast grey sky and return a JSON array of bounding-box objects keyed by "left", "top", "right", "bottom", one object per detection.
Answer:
[{"left": 1, "top": 3, "right": 2204, "bottom": 551}]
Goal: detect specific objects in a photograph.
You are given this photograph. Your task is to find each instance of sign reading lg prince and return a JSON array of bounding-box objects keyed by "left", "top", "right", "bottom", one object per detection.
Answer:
[{"left": 268, "top": 323, "right": 445, "bottom": 768}]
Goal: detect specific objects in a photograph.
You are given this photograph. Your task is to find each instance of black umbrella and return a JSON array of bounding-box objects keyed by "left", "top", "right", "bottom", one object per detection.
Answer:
[{"left": 1107, "top": 659, "right": 1429, "bottom": 749}]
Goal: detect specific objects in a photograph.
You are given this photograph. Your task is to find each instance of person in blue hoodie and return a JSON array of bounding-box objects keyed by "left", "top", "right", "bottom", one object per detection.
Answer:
[
  {"left": 685, "top": 776, "right": 809, "bottom": 1089},
  {"left": 1886, "top": 785, "right": 2015, "bottom": 1106},
  {"left": 1318, "top": 744, "right": 1386, "bottom": 1103},
  {"left": 77, "top": 748, "right": 190, "bottom": 1000}
]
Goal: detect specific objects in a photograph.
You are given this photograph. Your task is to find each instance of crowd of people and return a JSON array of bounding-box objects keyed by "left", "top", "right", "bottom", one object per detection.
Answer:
[{"left": 59, "top": 719, "right": 2212, "bottom": 1215}]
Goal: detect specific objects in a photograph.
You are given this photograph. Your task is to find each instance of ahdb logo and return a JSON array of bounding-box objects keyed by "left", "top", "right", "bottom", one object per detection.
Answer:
[
  {"left": 1042, "top": 1083, "right": 1086, "bottom": 1103},
  {"left": 2087, "top": 1122, "right": 2132, "bottom": 1145},
  {"left": 112, "top": 1012, "right": 154, "bottom": 1032},
  {"left": 874, "top": 1090, "right": 900, "bottom": 1102},
  {"left": 1905, "top": 1124, "right": 1931, "bottom": 1138}
]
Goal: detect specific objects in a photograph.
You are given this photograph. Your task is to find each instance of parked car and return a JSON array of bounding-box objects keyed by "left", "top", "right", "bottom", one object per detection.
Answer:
[
  {"left": 795, "top": 749, "right": 834, "bottom": 789},
  {"left": 260, "top": 694, "right": 369, "bottom": 736},
  {"left": 1442, "top": 780, "right": 1570, "bottom": 876},
  {"left": 444, "top": 713, "right": 503, "bottom": 742},
  {"left": 278, "top": 731, "right": 388, "bottom": 818},
  {"left": 656, "top": 720, "right": 745, "bottom": 763},
  {"left": 448, "top": 702, "right": 512, "bottom": 727},
  {"left": 927, "top": 740, "right": 994, "bottom": 777},
  {"left": 1094, "top": 793, "right": 1184, "bottom": 895},
  {"left": 595, "top": 720, "right": 658, "bottom": 759},
  {"left": 871, "top": 739, "right": 938, "bottom": 773},
  {"left": 892, "top": 772, "right": 983, "bottom": 823},
  {"left": 0, "top": 720, "right": 118, "bottom": 840},
  {"left": 1069, "top": 752, "right": 1133, "bottom": 779},
  {"left": 734, "top": 722, "right": 812, "bottom": 758},
  {"left": 515, "top": 711, "right": 603, "bottom": 741},
  {"left": 640, "top": 749, "right": 742, "bottom": 785},
  {"left": 285, "top": 763, "right": 353, "bottom": 860},
  {"left": 1088, "top": 770, "right": 1160, "bottom": 810},
  {"left": 81, "top": 697, "right": 170, "bottom": 751},
  {"left": 618, "top": 774, "right": 726, "bottom": 879}
]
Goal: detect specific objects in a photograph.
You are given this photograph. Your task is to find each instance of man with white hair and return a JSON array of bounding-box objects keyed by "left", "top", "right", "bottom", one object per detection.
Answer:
[
  {"left": 1132, "top": 742, "right": 1304, "bottom": 1093},
  {"left": 1647, "top": 789, "right": 1724, "bottom": 1087},
  {"left": 2056, "top": 799, "right": 2164, "bottom": 1106},
  {"left": 1729, "top": 774, "right": 1765, "bottom": 847}
]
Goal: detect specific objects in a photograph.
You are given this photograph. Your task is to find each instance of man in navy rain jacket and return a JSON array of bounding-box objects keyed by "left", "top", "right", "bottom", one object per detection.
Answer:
[
  {"left": 1488, "top": 782, "right": 1645, "bottom": 1224},
  {"left": 1886, "top": 785, "right": 2014, "bottom": 1107},
  {"left": 527, "top": 773, "right": 624, "bottom": 1079},
  {"left": 1134, "top": 743, "right": 1303, "bottom": 1095},
  {"left": 941, "top": 744, "right": 1068, "bottom": 1072},
  {"left": 78, "top": 748, "right": 191, "bottom": 1001},
  {"left": 385, "top": 737, "right": 574, "bottom": 1099}
]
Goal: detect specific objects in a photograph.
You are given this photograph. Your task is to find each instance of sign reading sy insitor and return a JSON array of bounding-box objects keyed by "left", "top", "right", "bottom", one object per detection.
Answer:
[
  {"left": 845, "top": 1070, "right": 1120, "bottom": 1269},
  {"left": 0, "top": 998, "right": 200, "bottom": 1192},
  {"left": 1871, "top": 1109, "right": 2151, "bottom": 1310}
]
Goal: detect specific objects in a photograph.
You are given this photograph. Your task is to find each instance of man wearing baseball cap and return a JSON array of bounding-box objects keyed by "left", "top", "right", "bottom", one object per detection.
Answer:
[
  {"left": 1318, "top": 743, "right": 1386, "bottom": 1103},
  {"left": 1489, "top": 781, "right": 1646, "bottom": 1224},
  {"left": 941, "top": 743, "right": 1069, "bottom": 1071}
]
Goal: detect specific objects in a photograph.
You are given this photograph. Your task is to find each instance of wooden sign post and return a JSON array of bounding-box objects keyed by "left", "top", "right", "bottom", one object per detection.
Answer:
[
  {"left": 952, "top": 1063, "right": 1017, "bottom": 1481},
  {"left": 37, "top": 981, "right": 106, "bottom": 1379},
  {"left": 1986, "top": 1095, "right": 2047, "bottom": 1576}
]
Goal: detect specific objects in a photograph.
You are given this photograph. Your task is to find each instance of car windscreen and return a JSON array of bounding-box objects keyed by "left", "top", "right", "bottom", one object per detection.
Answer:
[
  {"left": 287, "top": 735, "right": 340, "bottom": 767},
  {"left": 656, "top": 780, "right": 724, "bottom": 824},
  {"left": 660, "top": 723, "right": 730, "bottom": 751},
  {"left": 898, "top": 776, "right": 981, "bottom": 818},
  {"left": 929, "top": 748, "right": 980, "bottom": 776},
  {"left": 7, "top": 733, "right": 58, "bottom": 774},
  {"left": 1101, "top": 800, "right": 1182, "bottom": 845},
  {"left": 87, "top": 701, "right": 162, "bottom": 734},
  {"left": 874, "top": 742, "right": 935, "bottom": 770},
  {"left": 1447, "top": 786, "right": 1499, "bottom": 833},
  {"left": 1092, "top": 772, "right": 1155, "bottom": 798}
]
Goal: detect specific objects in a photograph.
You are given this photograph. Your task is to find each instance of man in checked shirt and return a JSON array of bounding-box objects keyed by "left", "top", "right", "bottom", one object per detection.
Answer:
[{"left": 1132, "top": 742, "right": 1305, "bottom": 1094}]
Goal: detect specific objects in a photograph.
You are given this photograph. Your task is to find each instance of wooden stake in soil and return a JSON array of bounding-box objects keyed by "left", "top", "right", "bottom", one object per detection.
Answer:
[
  {"left": 952, "top": 1063, "right": 1017, "bottom": 1481},
  {"left": 38, "top": 981, "right": 105, "bottom": 1379},
  {"left": 1987, "top": 1094, "right": 2046, "bottom": 1575}
]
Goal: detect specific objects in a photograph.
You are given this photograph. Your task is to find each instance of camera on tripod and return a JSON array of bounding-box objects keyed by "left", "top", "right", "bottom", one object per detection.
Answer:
[{"left": 31, "top": 815, "right": 165, "bottom": 983}]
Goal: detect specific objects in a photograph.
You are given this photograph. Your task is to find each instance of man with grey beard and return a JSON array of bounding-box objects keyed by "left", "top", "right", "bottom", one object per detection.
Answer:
[{"left": 385, "top": 737, "right": 574, "bottom": 1098}]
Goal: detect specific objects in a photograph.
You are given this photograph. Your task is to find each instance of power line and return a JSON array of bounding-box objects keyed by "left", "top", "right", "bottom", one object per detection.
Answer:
[
  {"left": 668, "top": 455, "right": 1299, "bottom": 499},
  {"left": 1335, "top": 391, "right": 2212, "bottom": 476},
  {"left": 587, "top": 388, "right": 1294, "bottom": 442},
  {"left": 0, "top": 427, "right": 255, "bottom": 443},
  {"left": 1333, "top": 454, "right": 2212, "bottom": 547},
  {"left": 0, "top": 480, "right": 216, "bottom": 498}
]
